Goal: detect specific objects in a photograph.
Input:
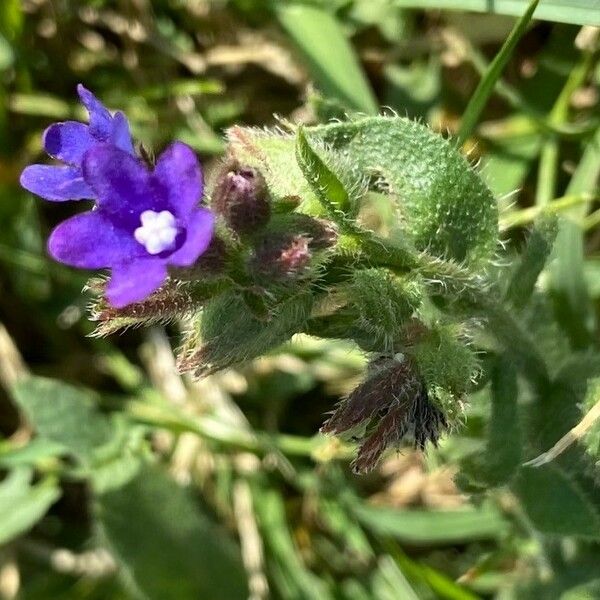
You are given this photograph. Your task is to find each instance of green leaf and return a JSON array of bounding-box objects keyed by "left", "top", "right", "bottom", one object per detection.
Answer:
[
  {"left": 0, "top": 34, "right": 13, "bottom": 70},
  {"left": 351, "top": 502, "right": 507, "bottom": 544},
  {"left": 514, "top": 464, "right": 600, "bottom": 538},
  {"left": 372, "top": 556, "right": 420, "bottom": 600},
  {"left": 392, "top": 0, "right": 598, "bottom": 26},
  {"left": 390, "top": 547, "right": 481, "bottom": 600},
  {"left": 485, "top": 356, "right": 521, "bottom": 484},
  {"left": 181, "top": 291, "right": 313, "bottom": 376},
  {"left": 8, "top": 93, "right": 71, "bottom": 118},
  {"left": 0, "top": 438, "right": 65, "bottom": 469},
  {"left": 87, "top": 416, "right": 146, "bottom": 494},
  {"left": 96, "top": 465, "right": 247, "bottom": 600},
  {"left": 252, "top": 485, "right": 334, "bottom": 600},
  {"left": 0, "top": 468, "right": 60, "bottom": 545},
  {"left": 0, "top": 0, "right": 23, "bottom": 39},
  {"left": 505, "top": 216, "right": 558, "bottom": 309},
  {"left": 561, "top": 579, "right": 600, "bottom": 600},
  {"left": 295, "top": 127, "right": 355, "bottom": 220},
  {"left": 11, "top": 376, "right": 113, "bottom": 464},
  {"left": 581, "top": 378, "right": 600, "bottom": 462},
  {"left": 456, "top": 0, "right": 540, "bottom": 146},
  {"left": 274, "top": 3, "right": 377, "bottom": 114},
  {"left": 308, "top": 116, "right": 498, "bottom": 265}
]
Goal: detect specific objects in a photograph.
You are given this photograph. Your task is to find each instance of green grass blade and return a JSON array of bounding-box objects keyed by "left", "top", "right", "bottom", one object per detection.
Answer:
[
  {"left": 456, "top": 0, "right": 540, "bottom": 146},
  {"left": 351, "top": 503, "right": 507, "bottom": 544},
  {"left": 551, "top": 126, "right": 600, "bottom": 347},
  {"left": 394, "top": 0, "right": 599, "bottom": 26},
  {"left": 274, "top": 3, "right": 378, "bottom": 114}
]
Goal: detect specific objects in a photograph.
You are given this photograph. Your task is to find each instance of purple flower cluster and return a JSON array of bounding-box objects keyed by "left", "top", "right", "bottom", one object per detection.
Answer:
[{"left": 20, "top": 86, "right": 214, "bottom": 308}]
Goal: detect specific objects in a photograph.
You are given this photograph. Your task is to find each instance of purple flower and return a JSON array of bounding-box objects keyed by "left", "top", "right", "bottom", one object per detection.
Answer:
[
  {"left": 48, "top": 142, "right": 214, "bottom": 307},
  {"left": 20, "top": 85, "right": 134, "bottom": 202}
]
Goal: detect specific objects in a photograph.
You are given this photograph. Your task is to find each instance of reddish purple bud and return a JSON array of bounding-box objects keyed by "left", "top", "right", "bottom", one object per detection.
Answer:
[
  {"left": 300, "top": 216, "right": 338, "bottom": 250},
  {"left": 321, "top": 358, "right": 417, "bottom": 435},
  {"left": 212, "top": 163, "right": 270, "bottom": 234},
  {"left": 321, "top": 357, "right": 448, "bottom": 474},
  {"left": 253, "top": 233, "right": 311, "bottom": 279}
]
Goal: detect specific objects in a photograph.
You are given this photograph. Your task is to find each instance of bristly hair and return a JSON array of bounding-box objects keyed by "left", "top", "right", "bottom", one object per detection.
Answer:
[{"left": 321, "top": 356, "right": 448, "bottom": 474}]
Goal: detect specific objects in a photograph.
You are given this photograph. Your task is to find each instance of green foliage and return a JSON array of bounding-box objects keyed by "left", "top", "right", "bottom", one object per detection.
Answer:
[
  {"left": 581, "top": 378, "right": 600, "bottom": 462},
  {"left": 97, "top": 465, "right": 248, "bottom": 600},
  {"left": 12, "top": 377, "right": 114, "bottom": 464},
  {"left": 181, "top": 291, "right": 313, "bottom": 375},
  {"left": 485, "top": 357, "right": 521, "bottom": 484},
  {"left": 230, "top": 115, "right": 499, "bottom": 266},
  {"left": 296, "top": 126, "right": 359, "bottom": 220},
  {"left": 505, "top": 216, "right": 558, "bottom": 309},
  {"left": 11, "top": 377, "right": 145, "bottom": 492},
  {"left": 351, "top": 501, "right": 508, "bottom": 544},
  {"left": 0, "top": 468, "right": 60, "bottom": 545},
  {"left": 514, "top": 464, "right": 600, "bottom": 539},
  {"left": 274, "top": 2, "right": 378, "bottom": 114},
  {"left": 456, "top": 0, "right": 539, "bottom": 145},
  {"left": 348, "top": 268, "right": 422, "bottom": 346},
  {"left": 551, "top": 126, "right": 600, "bottom": 347},
  {"left": 408, "top": 323, "right": 477, "bottom": 416},
  {"left": 391, "top": 0, "right": 599, "bottom": 25},
  {"left": 307, "top": 117, "right": 499, "bottom": 265}
]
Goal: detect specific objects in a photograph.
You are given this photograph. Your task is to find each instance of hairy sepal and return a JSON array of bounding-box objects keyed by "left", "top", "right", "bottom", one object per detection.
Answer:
[
  {"left": 346, "top": 268, "right": 423, "bottom": 351},
  {"left": 177, "top": 291, "right": 313, "bottom": 377},
  {"left": 407, "top": 323, "right": 477, "bottom": 420}
]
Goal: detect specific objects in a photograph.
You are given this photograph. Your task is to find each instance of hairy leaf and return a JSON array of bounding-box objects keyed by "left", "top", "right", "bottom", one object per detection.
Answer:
[
  {"left": 12, "top": 377, "right": 112, "bottom": 464},
  {"left": 97, "top": 465, "right": 247, "bottom": 600},
  {"left": 514, "top": 464, "right": 600, "bottom": 539},
  {"left": 505, "top": 216, "right": 558, "bottom": 309}
]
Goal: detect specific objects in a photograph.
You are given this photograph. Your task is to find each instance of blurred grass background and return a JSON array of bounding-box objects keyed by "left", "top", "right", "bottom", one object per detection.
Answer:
[{"left": 0, "top": 1, "right": 599, "bottom": 599}]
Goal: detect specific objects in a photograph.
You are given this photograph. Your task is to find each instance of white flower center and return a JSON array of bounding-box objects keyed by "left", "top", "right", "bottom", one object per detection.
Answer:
[{"left": 134, "top": 210, "right": 178, "bottom": 255}]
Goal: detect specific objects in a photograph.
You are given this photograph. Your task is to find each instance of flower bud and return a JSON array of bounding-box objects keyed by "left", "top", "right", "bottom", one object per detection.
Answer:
[
  {"left": 252, "top": 233, "right": 312, "bottom": 279},
  {"left": 296, "top": 215, "right": 338, "bottom": 250},
  {"left": 321, "top": 356, "right": 448, "bottom": 474},
  {"left": 212, "top": 163, "right": 270, "bottom": 234}
]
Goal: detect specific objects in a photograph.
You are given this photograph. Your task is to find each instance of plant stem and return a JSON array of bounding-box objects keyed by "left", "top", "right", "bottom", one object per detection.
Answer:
[
  {"left": 500, "top": 193, "right": 596, "bottom": 230},
  {"left": 456, "top": 0, "right": 540, "bottom": 146},
  {"left": 126, "top": 400, "right": 353, "bottom": 460}
]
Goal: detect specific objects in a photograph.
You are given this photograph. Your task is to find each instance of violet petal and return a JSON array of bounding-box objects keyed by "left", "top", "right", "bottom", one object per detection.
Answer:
[
  {"left": 153, "top": 141, "right": 203, "bottom": 217},
  {"left": 43, "top": 122, "right": 96, "bottom": 164},
  {"left": 77, "top": 84, "right": 112, "bottom": 139},
  {"left": 106, "top": 260, "right": 167, "bottom": 308},
  {"left": 110, "top": 111, "right": 135, "bottom": 155},
  {"left": 48, "top": 211, "right": 144, "bottom": 269},
  {"left": 168, "top": 208, "right": 215, "bottom": 267},
  {"left": 20, "top": 165, "right": 94, "bottom": 201},
  {"left": 82, "top": 145, "right": 159, "bottom": 224}
]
